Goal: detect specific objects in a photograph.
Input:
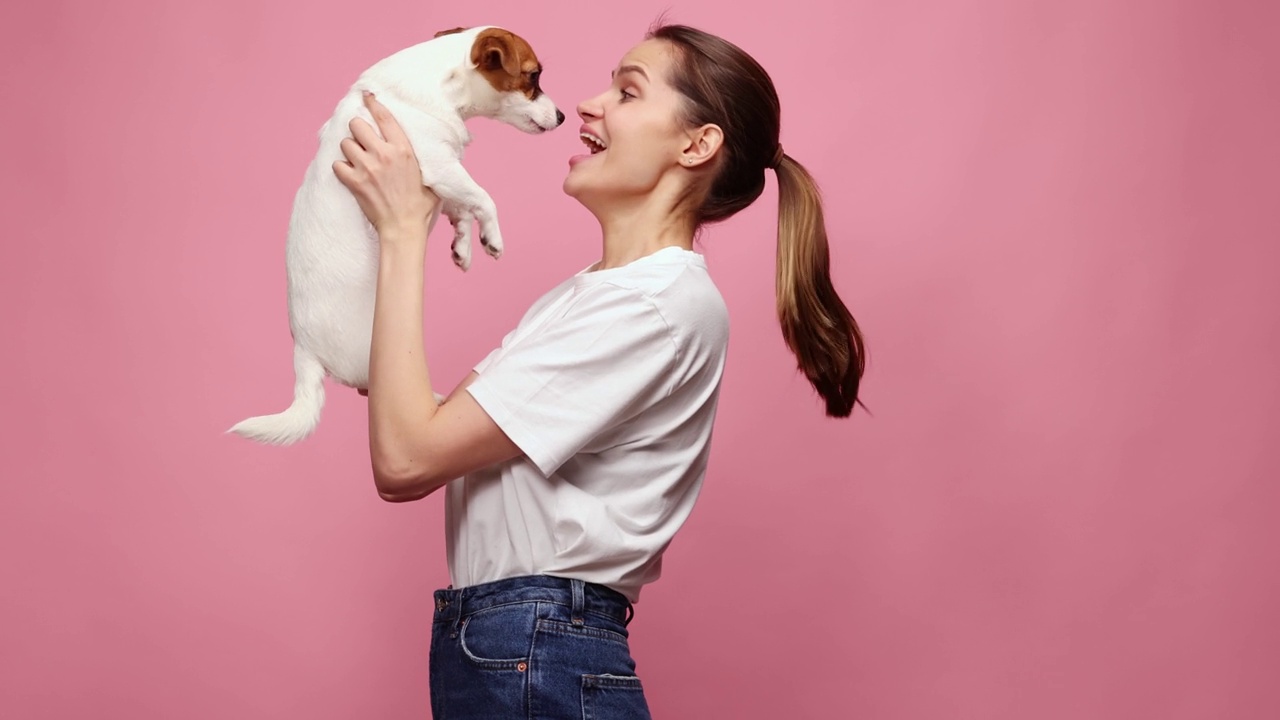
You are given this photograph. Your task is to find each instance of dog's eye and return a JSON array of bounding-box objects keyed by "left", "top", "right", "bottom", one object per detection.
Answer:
[{"left": 529, "top": 70, "right": 541, "bottom": 87}]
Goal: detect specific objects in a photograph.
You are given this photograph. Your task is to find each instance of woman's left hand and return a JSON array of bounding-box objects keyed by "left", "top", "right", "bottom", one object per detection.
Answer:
[{"left": 334, "top": 92, "right": 439, "bottom": 242}]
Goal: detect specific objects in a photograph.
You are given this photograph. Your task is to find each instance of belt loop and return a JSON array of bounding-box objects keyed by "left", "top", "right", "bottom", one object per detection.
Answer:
[
  {"left": 570, "top": 578, "right": 585, "bottom": 626},
  {"left": 624, "top": 600, "right": 635, "bottom": 627},
  {"left": 450, "top": 587, "right": 465, "bottom": 638}
]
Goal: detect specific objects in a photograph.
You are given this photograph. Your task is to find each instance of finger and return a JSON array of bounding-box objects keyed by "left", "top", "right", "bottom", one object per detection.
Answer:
[
  {"left": 347, "top": 116, "right": 382, "bottom": 154},
  {"left": 338, "top": 137, "right": 365, "bottom": 166},
  {"left": 362, "top": 91, "right": 411, "bottom": 147},
  {"left": 332, "top": 159, "right": 357, "bottom": 188}
]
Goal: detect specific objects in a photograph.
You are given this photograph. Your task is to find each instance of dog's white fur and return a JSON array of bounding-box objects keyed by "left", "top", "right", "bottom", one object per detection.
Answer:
[{"left": 230, "top": 26, "right": 561, "bottom": 445}]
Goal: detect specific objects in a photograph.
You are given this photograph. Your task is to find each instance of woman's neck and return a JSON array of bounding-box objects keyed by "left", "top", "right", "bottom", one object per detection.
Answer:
[{"left": 593, "top": 199, "right": 695, "bottom": 271}]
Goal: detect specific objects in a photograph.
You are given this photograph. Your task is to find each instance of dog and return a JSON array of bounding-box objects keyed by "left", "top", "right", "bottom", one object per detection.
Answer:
[{"left": 229, "top": 25, "right": 563, "bottom": 445}]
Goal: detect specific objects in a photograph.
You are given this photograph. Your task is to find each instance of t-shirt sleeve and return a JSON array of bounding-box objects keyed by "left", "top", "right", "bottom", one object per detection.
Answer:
[
  {"left": 473, "top": 274, "right": 579, "bottom": 375},
  {"left": 465, "top": 284, "right": 678, "bottom": 477},
  {"left": 473, "top": 328, "right": 515, "bottom": 375}
]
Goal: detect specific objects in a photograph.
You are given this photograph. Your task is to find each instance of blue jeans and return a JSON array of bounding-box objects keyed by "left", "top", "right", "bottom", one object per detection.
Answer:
[{"left": 429, "top": 574, "right": 652, "bottom": 719}]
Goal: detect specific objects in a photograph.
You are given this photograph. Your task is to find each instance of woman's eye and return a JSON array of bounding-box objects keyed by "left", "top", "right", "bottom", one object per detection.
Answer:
[{"left": 620, "top": 89, "right": 636, "bottom": 101}]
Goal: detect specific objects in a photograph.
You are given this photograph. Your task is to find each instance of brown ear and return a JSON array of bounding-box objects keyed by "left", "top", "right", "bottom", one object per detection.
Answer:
[
  {"left": 471, "top": 29, "right": 521, "bottom": 76},
  {"left": 434, "top": 27, "right": 467, "bottom": 38}
]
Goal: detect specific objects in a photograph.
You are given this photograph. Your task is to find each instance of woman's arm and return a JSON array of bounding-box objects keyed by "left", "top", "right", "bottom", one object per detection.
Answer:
[
  {"left": 370, "top": 236, "right": 519, "bottom": 500},
  {"left": 335, "top": 92, "right": 520, "bottom": 502}
]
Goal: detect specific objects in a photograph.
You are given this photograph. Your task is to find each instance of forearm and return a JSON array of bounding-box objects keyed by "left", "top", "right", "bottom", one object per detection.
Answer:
[{"left": 368, "top": 223, "right": 437, "bottom": 488}]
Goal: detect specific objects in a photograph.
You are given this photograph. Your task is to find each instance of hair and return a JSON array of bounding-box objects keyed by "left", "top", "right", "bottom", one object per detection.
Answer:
[{"left": 647, "top": 23, "right": 867, "bottom": 417}]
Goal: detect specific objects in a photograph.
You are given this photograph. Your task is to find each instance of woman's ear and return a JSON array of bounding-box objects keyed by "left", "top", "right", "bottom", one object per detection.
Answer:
[{"left": 678, "top": 123, "right": 724, "bottom": 168}]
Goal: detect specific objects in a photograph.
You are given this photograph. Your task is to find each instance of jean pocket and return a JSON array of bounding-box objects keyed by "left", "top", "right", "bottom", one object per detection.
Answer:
[
  {"left": 538, "top": 618, "right": 631, "bottom": 647},
  {"left": 459, "top": 601, "right": 537, "bottom": 669},
  {"left": 581, "top": 674, "right": 651, "bottom": 720}
]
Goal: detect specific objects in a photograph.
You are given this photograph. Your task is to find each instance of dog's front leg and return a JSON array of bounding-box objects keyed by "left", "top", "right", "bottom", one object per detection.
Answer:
[
  {"left": 426, "top": 162, "right": 503, "bottom": 262},
  {"left": 439, "top": 200, "right": 476, "bottom": 271},
  {"left": 384, "top": 125, "right": 474, "bottom": 270}
]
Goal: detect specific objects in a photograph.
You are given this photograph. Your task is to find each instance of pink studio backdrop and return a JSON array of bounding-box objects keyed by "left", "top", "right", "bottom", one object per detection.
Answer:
[{"left": 2, "top": 1, "right": 1278, "bottom": 718}]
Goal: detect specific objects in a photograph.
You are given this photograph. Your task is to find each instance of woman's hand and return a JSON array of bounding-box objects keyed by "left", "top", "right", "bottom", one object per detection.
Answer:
[{"left": 333, "top": 92, "right": 440, "bottom": 242}]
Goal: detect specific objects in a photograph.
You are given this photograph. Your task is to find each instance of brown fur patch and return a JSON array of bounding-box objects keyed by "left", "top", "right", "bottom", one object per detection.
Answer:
[
  {"left": 470, "top": 28, "right": 543, "bottom": 99},
  {"left": 433, "top": 27, "right": 468, "bottom": 38}
]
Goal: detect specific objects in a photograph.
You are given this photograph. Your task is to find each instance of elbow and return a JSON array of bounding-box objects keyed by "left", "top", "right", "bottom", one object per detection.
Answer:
[
  {"left": 371, "top": 459, "right": 445, "bottom": 503},
  {"left": 370, "top": 439, "right": 424, "bottom": 499},
  {"left": 378, "top": 487, "right": 425, "bottom": 503}
]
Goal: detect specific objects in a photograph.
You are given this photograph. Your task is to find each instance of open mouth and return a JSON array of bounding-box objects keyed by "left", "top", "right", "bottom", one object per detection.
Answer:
[{"left": 580, "top": 131, "right": 607, "bottom": 155}]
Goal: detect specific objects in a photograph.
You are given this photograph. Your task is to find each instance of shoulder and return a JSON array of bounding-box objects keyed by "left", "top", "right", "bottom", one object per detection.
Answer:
[
  {"left": 595, "top": 257, "right": 729, "bottom": 361},
  {"left": 515, "top": 251, "right": 729, "bottom": 361}
]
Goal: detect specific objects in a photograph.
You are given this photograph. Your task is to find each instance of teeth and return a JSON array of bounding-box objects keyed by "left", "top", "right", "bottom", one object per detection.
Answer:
[{"left": 580, "top": 132, "right": 607, "bottom": 154}]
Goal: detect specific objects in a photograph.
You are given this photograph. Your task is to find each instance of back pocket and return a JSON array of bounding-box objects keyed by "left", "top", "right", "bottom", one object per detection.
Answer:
[{"left": 581, "top": 674, "right": 651, "bottom": 720}]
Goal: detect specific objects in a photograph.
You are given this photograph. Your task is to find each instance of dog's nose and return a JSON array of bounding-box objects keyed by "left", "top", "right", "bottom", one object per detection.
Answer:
[{"left": 555, "top": 109, "right": 565, "bottom": 126}]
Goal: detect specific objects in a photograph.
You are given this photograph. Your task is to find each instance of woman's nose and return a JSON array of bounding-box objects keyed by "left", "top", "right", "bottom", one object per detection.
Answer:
[{"left": 577, "top": 98, "right": 601, "bottom": 123}]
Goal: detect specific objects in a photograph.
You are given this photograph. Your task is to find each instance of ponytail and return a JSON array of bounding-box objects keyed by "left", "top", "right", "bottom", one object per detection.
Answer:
[
  {"left": 646, "top": 22, "right": 867, "bottom": 416},
  {"left": 774, "top": 154, "right": 866, "bottom": 417}
]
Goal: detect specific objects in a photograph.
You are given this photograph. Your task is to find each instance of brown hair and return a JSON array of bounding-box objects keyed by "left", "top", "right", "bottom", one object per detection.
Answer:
[{"left": 648, "top": 23, "right": 867, "bottom": 417}]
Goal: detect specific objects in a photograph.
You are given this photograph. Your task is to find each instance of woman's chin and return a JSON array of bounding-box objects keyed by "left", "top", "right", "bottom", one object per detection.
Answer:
[
  {"left": 562, "top": 168, "right": 592, "bottom": 201},
  {"left": 562, "top": 179, "right": 607, "bottom": 219},
  {"left": 562, "top": 174, "right": 580, "bottom": 199}
]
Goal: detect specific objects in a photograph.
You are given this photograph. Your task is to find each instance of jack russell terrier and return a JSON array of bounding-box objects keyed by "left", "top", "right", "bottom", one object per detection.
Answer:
[{"left": 230, "top": 25, "right": 564, "bottom": 445}]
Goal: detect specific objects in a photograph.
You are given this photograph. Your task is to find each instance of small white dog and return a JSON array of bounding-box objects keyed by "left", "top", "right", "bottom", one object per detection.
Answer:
[{"left": 230, "top": 25, "right": 563, "bottom": 445}]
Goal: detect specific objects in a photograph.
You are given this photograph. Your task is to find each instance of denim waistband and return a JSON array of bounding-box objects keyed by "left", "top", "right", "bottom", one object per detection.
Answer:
[{"left": 433, "top": 574, "right": 634, "bottom": 626}]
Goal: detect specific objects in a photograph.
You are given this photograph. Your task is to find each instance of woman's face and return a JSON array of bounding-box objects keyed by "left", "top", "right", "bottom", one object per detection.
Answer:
[{"left": 563, "top": 39, "right": 695, "bottom": 212}]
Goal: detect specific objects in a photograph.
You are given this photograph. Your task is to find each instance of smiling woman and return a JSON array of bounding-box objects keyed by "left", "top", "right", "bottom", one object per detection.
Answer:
[{"left": 333, "top": 21, "right": 865, "bottom": 720}]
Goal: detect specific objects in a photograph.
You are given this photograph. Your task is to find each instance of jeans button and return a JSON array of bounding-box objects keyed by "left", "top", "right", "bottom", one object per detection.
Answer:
[{"left": 516, "top": 662, "right": 528, "bottom": 672}]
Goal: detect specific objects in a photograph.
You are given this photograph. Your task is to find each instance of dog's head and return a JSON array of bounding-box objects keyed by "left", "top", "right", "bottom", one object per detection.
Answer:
[{"left": 439, "top": 26, "right": 564, "bottom": 134}]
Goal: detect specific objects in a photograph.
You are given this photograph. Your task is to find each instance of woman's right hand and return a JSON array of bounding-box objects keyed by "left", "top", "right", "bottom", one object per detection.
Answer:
[{"left": 333, "top": 92, "right": 440, "bottom": 244}]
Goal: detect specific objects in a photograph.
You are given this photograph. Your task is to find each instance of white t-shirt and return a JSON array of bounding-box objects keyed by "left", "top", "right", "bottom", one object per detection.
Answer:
[{"left": 449, "top": 246, "right": 729, "bottom": 602}]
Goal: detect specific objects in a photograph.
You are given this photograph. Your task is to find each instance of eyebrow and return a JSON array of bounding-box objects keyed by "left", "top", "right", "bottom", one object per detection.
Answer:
[{"left": 611, "top": 64, "right": 649, "bottom": 81}]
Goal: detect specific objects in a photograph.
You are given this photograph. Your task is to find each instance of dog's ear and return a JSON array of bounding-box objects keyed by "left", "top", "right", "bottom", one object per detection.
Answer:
[
  {"left": 434, "top": 27, "right": 467, "bottom": 39},
  {"left": 472, "top": 29, "right": 521, "bottom": 77}
]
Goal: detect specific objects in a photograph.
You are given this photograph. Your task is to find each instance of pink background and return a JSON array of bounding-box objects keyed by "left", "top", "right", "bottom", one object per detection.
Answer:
[{"left": 3, "top": 0, "right": 1278, "bottom": 718}]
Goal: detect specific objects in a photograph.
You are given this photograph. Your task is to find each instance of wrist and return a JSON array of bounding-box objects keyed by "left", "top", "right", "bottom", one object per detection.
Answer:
[
  {"left": 376, "top": 218, "right": 429, "bottom": 248},
  {"left": 378, "top": 239, "right": 427, "bottom": 270}
]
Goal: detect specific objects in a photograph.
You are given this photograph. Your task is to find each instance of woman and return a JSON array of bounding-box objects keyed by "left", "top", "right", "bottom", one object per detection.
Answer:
[{"left": 334, "top": 22, "right": 865, "bottom": 719}]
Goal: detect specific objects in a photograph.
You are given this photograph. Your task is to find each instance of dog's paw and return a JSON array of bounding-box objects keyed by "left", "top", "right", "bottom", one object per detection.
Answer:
[
  {"left": 479, "top": 228, "right": 504, "bottom": 260},
  {"left": 450, "top": 216, "right": 474, "bottom": 271},
  {"left": 451, "top": 245, "right": 472, "bottom": 271},
  {"left": 451, "top": 238, "right": 472, "bottom": 272}
]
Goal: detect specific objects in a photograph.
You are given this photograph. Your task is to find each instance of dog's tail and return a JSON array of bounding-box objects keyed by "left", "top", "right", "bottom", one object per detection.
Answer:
[{"left": 228, "top": 348, "right": 326, "bottom": 445}]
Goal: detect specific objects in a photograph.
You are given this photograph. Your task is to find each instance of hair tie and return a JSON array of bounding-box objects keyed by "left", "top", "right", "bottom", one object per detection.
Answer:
[{"left": 769, "top": 144, "right": 785, "bottom": 169}]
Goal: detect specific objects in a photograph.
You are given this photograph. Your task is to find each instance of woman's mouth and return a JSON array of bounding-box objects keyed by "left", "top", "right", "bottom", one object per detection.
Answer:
[
  {"left": 570, "top": 131, "right": 608, "bottom": 168},
  {"left": 580, "top": 131, "right": 607, "bottom": 155}
]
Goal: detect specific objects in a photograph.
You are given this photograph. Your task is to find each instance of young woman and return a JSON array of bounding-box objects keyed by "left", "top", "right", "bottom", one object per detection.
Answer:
[{"left": 334, "top": 22, "right": 866, "bottom": 720}]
